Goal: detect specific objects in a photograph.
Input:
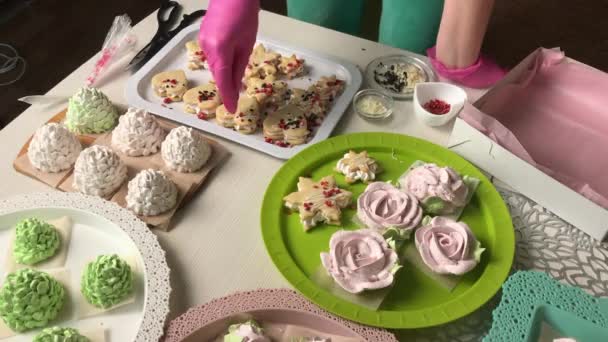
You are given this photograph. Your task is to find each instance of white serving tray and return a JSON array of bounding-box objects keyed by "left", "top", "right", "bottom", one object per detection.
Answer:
[
  {"left": 126, "top": 24, "right": 362, "bottom": 159},
  {"left": 0, "top": 192, "right": 171, "bottom": 342}
]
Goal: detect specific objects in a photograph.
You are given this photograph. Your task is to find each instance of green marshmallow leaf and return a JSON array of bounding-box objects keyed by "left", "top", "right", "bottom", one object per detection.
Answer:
[
  {"left": 0, "top": 269, "right": 65, "bottom": 332},
  {"left": 33, "top": 326, "right": 90, "bottom": 342},
  {"left": 421, "top": 196, "right": 446, "bottom": 215},
  {"left": 81, "top": 254, "right": 133, "bottom": 309},
  {"left": 13, "top": 218, "right": 61, "bottom": 265},
  {"left": 473, "top": 240, "right": 486, "bottom": 263}
]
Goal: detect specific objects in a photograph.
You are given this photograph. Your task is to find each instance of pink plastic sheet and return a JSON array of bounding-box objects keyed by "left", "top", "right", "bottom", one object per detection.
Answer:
[{"left": 460, "top": 48, "right": 608, "bottom": 209}]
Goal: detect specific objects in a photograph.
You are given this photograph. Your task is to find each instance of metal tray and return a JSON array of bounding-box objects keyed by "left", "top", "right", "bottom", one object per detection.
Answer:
[{"left": 126, "top": 24, "right": 362, "bottom": 159}]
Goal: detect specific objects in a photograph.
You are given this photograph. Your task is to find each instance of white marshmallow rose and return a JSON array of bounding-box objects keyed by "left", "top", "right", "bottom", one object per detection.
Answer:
[
  {"left": 126, "top": 169, "right": 178, "bottom": 216},
  {"left": 161, "top": 126, "right": 211, "bottom": 173},
  {"left": 73, "top": 145, "right": 127, "bottom": 197},
  {"left": 111, "top": 107, "right": 164, "bottom": 156},
  {"left": 28, "top": 123, "right": 82, "bottom": 173}
]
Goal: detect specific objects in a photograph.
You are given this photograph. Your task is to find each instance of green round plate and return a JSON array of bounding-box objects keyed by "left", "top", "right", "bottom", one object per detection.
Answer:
[{"left": 261, "top": 132, "right": 514, "bottom": 329}]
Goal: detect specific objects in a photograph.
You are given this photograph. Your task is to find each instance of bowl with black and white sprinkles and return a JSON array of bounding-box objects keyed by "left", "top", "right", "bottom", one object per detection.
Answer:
[{"left": 365, "top": 55, "right": 436, "bottom": 101}]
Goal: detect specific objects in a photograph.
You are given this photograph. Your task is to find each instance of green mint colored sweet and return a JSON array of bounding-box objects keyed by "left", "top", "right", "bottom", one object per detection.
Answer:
[
  {"left": 13, "top": 218, "right": 60, "bottom": 265},
  {"left": 81, "top": 254, "right": 133, "bottom": 309},
  {"left": 473, "top": 240, "right": 486, "bottom": 263},
  {"left": 65, "top": 87, "right": 118, "bottom": 134},
  {"left": 0, "top": 268, "right": 65, "bottom": 332},
  {"left": 421, "top": 196, "right": 446, "bottom": 215},
  {"left": 224, "top": 320, "right": 266, "bottom": 342},
  {"left": 33, "top": 326, "right": 90, "bottom": 342}
]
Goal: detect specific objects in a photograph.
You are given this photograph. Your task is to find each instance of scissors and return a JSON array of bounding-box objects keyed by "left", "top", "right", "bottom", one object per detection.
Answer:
[{"left": 127, "top": 0, "right": 205, "bottom": 70}]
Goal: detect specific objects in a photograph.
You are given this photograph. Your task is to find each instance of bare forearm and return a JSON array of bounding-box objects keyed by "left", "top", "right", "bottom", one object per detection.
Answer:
[{"left": 436, "top": 0, "right": 494, "bottom": 68}]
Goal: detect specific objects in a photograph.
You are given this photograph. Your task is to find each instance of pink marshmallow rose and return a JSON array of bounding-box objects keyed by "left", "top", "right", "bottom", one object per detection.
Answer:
[
  {"left": 320, "top": 229, "right": 399, "bottom": 294},
  {"left": 357, "top": 182, "right": 423, "bottom": 233},
  {"left": 415, "top": 217, "right": 483, "bottom": 275},
  {"left": 400, "top": 163, "right": 469, "bottom": 215}
]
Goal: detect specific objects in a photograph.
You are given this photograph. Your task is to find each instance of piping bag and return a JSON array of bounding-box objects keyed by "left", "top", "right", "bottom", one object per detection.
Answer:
[
  {"left": 20, "top": 15, "right": 137, "bottom": 107},
  {"left": 86, "top": 14, "right": 137, "bottom": 86}
]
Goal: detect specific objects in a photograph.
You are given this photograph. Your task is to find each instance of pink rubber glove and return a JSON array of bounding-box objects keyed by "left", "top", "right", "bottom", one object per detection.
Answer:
[
  {"left": 199, "top": 0, "right": 260, "bottom": 113},
  {"left": 427, "top": 46, "right": 506, "bottom": 89}
]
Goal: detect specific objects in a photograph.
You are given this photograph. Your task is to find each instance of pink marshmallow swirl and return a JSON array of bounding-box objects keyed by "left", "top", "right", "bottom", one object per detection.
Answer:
[
  {"left": 400, "top": 163, "right": 469, "bottom": 214},
  {"left": 357, "top": 182, "right": 423, "bottom": 233},
  {"left": 415, "top": 217, "right": 479, "bottom": 275},
  {"left": 320, "top": 229, "right": 398, "bottom": 294}
]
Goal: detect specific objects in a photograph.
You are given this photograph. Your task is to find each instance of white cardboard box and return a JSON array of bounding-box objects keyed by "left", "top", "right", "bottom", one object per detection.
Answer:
[{"left": 447, "top": 50, "right": 608, "bottom": 241}]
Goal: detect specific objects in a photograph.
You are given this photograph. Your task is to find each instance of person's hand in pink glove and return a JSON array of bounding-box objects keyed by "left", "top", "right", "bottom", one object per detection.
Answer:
[{"left": 199, "top": 0, "right": 260, "bottom": 113}]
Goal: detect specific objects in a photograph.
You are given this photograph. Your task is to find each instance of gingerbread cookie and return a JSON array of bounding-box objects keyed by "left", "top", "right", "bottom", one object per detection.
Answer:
[
  {"left": 245, "top": 44, "right": 280, "bottom": 80},
  {"left": 288, "top": 88, "right": 328, "bottom": 126},
  {"left": 233, "top": 96, "right": 261, "bottom": 134},
  {"left": 185, "top": 40, "right": 207, "bottom": 70},
  {"left": 278, "top": 54, "right": 305, "bottom": 79},
  {"left": 283, "top": 176, "right": 353, "bottom": 231},
  {"left": 183, "top": 83, "right": 222, "bottom": 120},
  {"left": 151, "top": 70, "right": 188, "bottom": 102},
  {"left": 263, "top": 104, "right": 309, "bottom": 146},
  {"left": 216, "top": 95, "right": 258, "bottom": 130},
  {"left": 215, "top": 105, "right": 236, "bottom": 128},
  {"left": 311, "top": 75, "right": 345, "bottom": 105},
  {"left": 245, "top": 78, "right": 290, "bottom": 107},
  {"left": 336, "top": 150, "right": 380, "bottom": 183}
]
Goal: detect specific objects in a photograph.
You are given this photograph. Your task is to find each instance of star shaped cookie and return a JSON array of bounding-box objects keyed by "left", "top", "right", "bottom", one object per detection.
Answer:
[
  {"left": 278, "top": 54, "right": 305, "bottom": 79},
  {"left": 263, "top": 104, "right": 309, "bottom": 146},
  {"left": 283, "top": 176, "right": 352, "bottom": 231},
  {"left": 245, "top": 44, "right": 281, "bottom": 80},
  {"left": 336, "top": 150, "right": 380, "bottom": 184}
]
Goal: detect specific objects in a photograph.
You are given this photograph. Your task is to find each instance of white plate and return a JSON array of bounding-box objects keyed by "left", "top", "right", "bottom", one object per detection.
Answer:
[
  {"left": 0, "top": 192, "right": 171, "bottom": 342},
  {"left": 126, "top": 24, "right": 362, "bottom": 160}
]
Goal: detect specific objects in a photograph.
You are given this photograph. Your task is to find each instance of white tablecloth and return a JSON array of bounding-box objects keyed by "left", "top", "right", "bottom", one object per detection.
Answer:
[{"left": 5, "top": 1, "right": 605, "bottom": 341}]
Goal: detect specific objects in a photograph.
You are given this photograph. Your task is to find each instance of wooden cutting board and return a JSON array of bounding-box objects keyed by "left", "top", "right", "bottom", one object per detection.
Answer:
[{"left": 13, "top": 109, "right": 231, "bottom": 231}]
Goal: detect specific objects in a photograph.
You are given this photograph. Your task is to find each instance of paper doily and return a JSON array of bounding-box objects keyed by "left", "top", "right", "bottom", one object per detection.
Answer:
[
  {"left": 0, "top": 192, "right": 171, "bottom": 342},
  {"left": 484, "top": 271, "right": 608, "bottom": 341},
  {"left": 164, "top": 288, "right": 398, "bottom": 341}
]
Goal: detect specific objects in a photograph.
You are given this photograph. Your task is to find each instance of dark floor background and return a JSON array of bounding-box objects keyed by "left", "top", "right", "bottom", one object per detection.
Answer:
[{"left": 1, "top": 0, "right": 607, "bottom": 128}]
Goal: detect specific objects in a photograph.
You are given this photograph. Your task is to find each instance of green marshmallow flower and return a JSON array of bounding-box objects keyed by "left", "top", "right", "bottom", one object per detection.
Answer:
[
  {"left": 13, "top": 218, "right": 60, "bottom": 265},
  {"left": 224, "top": 320, "right": 268, "bottom": 342},
  {"left": 65, "top": 87, "right": 118, "bottom": 134},
  {"left": 81, "top": 254, "right": 133, "bottom": 309},
  {"left": 33, "top": 326, "right": 90, "bottom": 342},
  {"left": 0, "top": 269, "right": 65, "bottom": 332}
]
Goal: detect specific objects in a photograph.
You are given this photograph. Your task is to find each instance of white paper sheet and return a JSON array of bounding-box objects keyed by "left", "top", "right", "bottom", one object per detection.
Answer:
[
  {"left": 4, "top": 217, "right": 73, "bottom": 273},
  {"left": 75, "top": 254, "right": 139, "bottom": 319}
]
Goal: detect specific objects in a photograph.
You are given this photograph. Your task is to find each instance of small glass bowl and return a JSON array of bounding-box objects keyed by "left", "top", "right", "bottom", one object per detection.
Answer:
[
  {"left": 353, "top": 89, "right": 394, "bottom": 120},
  {"left": 364, "top": 55, "right": 437, "bottom": 101}
]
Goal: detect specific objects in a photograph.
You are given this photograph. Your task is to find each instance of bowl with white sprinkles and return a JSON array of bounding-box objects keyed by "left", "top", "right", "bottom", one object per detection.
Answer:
[
  {"left": 353, "top": 89, "right": 394, "bottom": 120},
  {"left": 365, "top": 55, "right": 436, "bottom": 100}
]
